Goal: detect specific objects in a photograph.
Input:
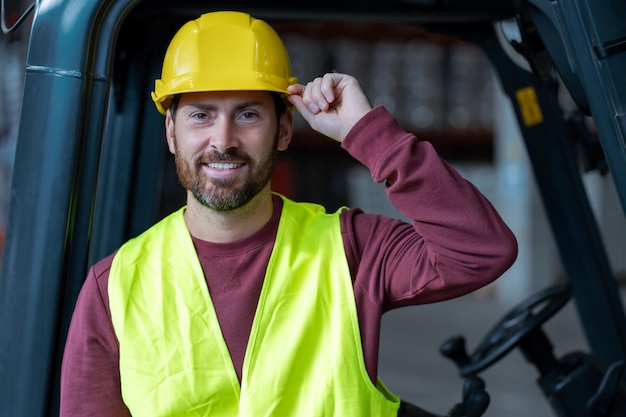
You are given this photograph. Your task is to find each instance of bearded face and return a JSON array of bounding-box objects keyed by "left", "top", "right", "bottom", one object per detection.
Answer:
[
  {"left": 165, "top": 90, "right": 289, "bottom": 213},
  {"left": 173, "top": 132, "right": 279, "bottom": 211}
]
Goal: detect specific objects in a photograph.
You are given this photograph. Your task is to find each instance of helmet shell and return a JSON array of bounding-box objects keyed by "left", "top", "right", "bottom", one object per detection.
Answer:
[{"left": 151, "top": 11, "right": 297, "bottom": 114}]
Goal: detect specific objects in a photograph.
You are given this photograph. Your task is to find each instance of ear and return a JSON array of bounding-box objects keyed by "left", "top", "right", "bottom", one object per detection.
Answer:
[
  {"left": 277, "top": 111, "right": 293, "bottom": 152},
  {"left": 165, "top": 109, "right": 176, "bottom": 154}
]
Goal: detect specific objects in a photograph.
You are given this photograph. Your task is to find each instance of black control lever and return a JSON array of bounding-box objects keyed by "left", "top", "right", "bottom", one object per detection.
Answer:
[
  {"left": 587, "top": 361, "right": 626, "bottom": 416},
  {"left": 446, "top": 376, "right": 490, "bottom": 417},
  {"left": 441, "top": 336, "right": 489, "bottom": 417},
  {"left": 440, "top": 335, "right": 470, "bottom": 368}
]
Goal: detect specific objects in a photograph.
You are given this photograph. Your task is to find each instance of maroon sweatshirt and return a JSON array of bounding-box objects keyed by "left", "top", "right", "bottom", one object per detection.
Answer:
[{"left": 60, "top": 106, "right": 517, "bottom": 416}]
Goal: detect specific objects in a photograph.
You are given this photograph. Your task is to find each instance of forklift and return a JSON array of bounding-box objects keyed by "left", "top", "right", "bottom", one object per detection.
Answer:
[{"left": 1, "top": 0, "right": 625, "bottom": 416}]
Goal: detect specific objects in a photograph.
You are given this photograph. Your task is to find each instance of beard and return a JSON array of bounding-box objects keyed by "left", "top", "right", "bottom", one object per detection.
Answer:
[{"left": 174, "top": 132, "right": 279, "bottom": 212}]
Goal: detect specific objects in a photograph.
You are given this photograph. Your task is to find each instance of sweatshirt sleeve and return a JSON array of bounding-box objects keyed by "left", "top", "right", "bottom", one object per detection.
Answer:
[
  {"left": 60, "top": 254, "right": 131, "bottom": 417},
  {"left": 341, "top": 106, "right": 518, "bottom": 310}
]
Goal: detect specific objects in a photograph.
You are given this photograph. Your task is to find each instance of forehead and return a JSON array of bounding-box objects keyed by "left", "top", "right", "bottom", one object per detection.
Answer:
[{"left": 178, "top": 90, "right": 275, "bottom": 109}]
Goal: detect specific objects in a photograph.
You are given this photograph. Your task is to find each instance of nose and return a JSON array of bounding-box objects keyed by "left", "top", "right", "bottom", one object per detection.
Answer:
[{"left": 209, "top": 118, "right": 239, "bottom": 153}]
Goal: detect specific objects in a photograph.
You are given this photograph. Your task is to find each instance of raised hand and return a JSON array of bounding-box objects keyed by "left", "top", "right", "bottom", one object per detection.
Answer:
[{"left": 287, "top": 73, "right": 373, "bottom": 142}]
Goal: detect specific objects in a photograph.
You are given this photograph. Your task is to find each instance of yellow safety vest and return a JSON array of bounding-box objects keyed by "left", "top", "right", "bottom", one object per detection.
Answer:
[{"left": 109, "top": 195, "right": 400, "bottom": 416}]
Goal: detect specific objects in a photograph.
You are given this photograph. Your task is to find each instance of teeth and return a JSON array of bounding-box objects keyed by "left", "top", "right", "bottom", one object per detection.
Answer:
[{"left": 207, "top": 162, "right": 242, "bottom": 170}]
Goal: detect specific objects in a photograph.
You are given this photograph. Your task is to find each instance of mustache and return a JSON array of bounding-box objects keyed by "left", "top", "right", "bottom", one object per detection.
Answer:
[{"left": 197, "top": 149, "right": 251, "bottom": 164}]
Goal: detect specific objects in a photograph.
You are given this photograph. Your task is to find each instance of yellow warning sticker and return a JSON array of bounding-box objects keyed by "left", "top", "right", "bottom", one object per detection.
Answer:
[{"left": 516, "top": 87, "right": 543, "bottom": 127}]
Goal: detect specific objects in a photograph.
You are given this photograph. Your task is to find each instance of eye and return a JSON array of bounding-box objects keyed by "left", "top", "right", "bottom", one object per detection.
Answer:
[
  {"left": 191, "top": 112, "right": 209, "bottom": 120},
  {"left": 241, "top": 111, "right": 258, "bottom": 120}
]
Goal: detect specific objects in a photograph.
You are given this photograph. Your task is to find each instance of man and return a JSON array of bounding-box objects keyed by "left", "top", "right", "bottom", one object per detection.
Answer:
[{"left": 60, "top": 11, "right": 517, "bottom": 417}]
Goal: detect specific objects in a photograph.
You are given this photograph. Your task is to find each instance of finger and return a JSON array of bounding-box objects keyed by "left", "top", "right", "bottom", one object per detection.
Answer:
[
  {"left": 287, "top": 83, "right": 321, "bottom": 113},
  {"left": 286, "top": 83, "right": 304, "bottom": 96},
  {"left": 301, "top": 78, "right": 324, "bottom": 113},
  {"left": 303, "top": 77, "right": 321, "bottom": 105},
  {"left": 287, "top": 83, "right": 319, "bottom": 115},
  {"left": 320, "top": 73, "right": 339, "bottom": 104},
  {"left": 310, "top": 77, "right": 337, "bottom": 112},
  {"left": 286, "top": 94, "right": 310, "bottom": 116}
]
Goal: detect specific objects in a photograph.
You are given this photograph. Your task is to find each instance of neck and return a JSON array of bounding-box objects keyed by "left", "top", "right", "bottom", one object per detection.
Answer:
[{"left": 183, "top": 188, "right": 275, "bottom": 243}]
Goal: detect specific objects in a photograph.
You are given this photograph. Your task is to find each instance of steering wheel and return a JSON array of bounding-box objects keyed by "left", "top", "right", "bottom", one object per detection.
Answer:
[{"left": 449, "top": 283, "right": 573, "bottom": 377}]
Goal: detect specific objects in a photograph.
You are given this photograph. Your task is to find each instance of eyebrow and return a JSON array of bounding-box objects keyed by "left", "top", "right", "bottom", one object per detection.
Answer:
[{"left": 187, "top": 100, "right": 265, "bottom": 112}]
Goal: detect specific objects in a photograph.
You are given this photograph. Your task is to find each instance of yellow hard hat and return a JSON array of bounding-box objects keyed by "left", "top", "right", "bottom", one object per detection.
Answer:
[{"left": 151, "top": 11, "right": 298, "bottom": 114}]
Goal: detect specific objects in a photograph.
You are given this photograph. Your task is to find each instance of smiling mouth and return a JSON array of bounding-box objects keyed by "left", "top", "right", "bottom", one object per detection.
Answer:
[{"left": 206, "top": 162, "right": 245, "bottom": 170}]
